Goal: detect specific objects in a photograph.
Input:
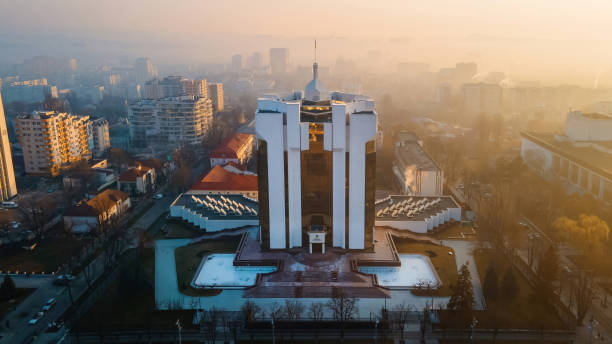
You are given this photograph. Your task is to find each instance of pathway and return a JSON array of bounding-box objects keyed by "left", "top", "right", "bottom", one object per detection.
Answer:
[{"left": 442, "top": 240, "right": 486, "bottom": 309}]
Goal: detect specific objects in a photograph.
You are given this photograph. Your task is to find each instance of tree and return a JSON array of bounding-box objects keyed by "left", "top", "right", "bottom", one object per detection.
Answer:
[
  {"left": 573, "top": 271, "right": 595, "bottom": 324},
  {"left": 309, "top": 302, "right": 325, "bottom": 342},
  {"left": 537, "top": 245, "right": 559, "bottom": 298},
  {"left": 284, "top": 300, "right": 304, "bottom": 321},
  {"left": 201, "top": 307, "right": 222, "bottom": 344},
  {"left": 391, "top": 302, "right": 414, "bottom": 343},
  {"left": 18, "top": 192, "right": 56, "bottom": 236},
  {"left": 0, "top": 275, "right": 16, "bottom": 301},
  {"left": 553, "top": 214, "right": 610, "bottom": 256},
  {"left": 447, "top": 263, "right": 474, "bottom": 311},
  {"left": 326, "top": 287, "right": 358, "bottom": 342},
  {"left": 500, "top": 268, "right": 519, "bottom": 302},
  {"left": 108, "top": 148, "right": 132, "bottom": 173},
  {"left": 171, "top": 165, "right": 192, "bottom": 192},
  {"left": 241, "top": 300, "right": 261, "bottom": 322},
  {"left": 482, "top": 264, "right": 499, "bottom": 302}
]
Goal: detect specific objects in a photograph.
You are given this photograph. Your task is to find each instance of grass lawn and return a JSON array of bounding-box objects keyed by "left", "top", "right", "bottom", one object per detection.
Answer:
[
  {"left": 174, "top": 236, "right": 241, "bottom": 296},
  {"left": 0, "top": 235, "right": 87, "bottom": 273},
  {"left": 468, "top": 248, "right": 566, "bottom": 330},
  {"left": 392, "top": 236, "right": 458, "bottom": 296},
  {"left": 431, "top": 222, "right": 476, "bottom": 240},
  {"left": 0, "top": 288, "right": 35, "bottom": 319},
  {"left": 75, "top": 247, "right": 195, "bottom": 331}
]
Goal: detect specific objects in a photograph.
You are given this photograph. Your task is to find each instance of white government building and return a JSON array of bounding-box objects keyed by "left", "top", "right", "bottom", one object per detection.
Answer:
[{"left": 255, "top": 62, "right": 377, "bottom": 250}]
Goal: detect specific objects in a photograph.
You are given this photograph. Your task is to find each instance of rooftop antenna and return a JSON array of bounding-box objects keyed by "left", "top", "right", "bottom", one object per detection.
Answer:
[{"left": 314, "top": 39, "right": 317, "bottom": 64}]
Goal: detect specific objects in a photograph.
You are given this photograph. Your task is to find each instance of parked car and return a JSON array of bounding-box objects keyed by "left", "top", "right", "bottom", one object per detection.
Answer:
[
  {"left": 28, "top": 312, "right": 44, "bottom": 325},
  {"left": 47, "top": 187, "right": 56, "bottom": 193},
  {"left": 42, "top": 298, "right": 56, "bottom": 311},
  {"left": 153, "top": 193, "right": 163, "bottom": 199},
  {"left": 9, "top": 221, "right": 20, "bottom": 229},
  {"left": 53, "top": 275, "right": 74, "bottom": 285},
  {"left": 1, "top": 201, "right": 18, "bottom": 209}
]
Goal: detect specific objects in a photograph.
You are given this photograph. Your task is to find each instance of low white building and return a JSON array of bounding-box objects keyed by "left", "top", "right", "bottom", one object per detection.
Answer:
[
  {"left": 392, "top": 132, "right": 443, "bottom": 196},
  {"left": 375, "top": 195, "right": 461, "bottom": 233},
  {"left": 521, "top": 111, "right": 612, "bottom": 203},
  {"left": 170, "top": 194, "right": 259, "bottom": 232}
]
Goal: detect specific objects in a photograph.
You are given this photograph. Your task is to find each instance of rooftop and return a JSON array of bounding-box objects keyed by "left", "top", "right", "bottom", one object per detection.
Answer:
[
  {"left": 118, "top": 166, "right": 151, "bottom": 181},
  {"left": 172, "top": 193, "right": 258, "bottom": 221},
  {"left": 190, "top": 164, "right": 257, "bottom": 192},
  {"left": 375, "top": 195, "right": 460, "bottom": 222},
  {"left": 64, "top": 189, "right": 129, "bottom": 217},
  {"left": 395, "top": 141, "right": 440, "bottom": 171},
  {"left": 211, "top": 133, "right": 253, "bottom": 159},
  {"left": 522, "top": 132, "right": 612, "bottom": 179}
]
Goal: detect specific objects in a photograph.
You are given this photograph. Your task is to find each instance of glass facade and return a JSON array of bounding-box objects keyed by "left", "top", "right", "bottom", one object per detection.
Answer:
[
  {"left": 364, "top": 140, "right": 376, "bottom": 250},
  {"left": 257, "top": 139, "right": 270, "bottom": 249},
  {"left": 301, "top": 123, "right": 333, "bottom": 243}
]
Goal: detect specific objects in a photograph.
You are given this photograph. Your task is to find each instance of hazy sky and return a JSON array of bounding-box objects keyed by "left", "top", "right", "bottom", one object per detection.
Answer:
[{"left": 2, "top": 0, "right": 612, "bottom": 84}]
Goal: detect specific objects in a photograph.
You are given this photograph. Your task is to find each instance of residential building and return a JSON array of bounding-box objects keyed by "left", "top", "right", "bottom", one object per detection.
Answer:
[
  {"left": 392, "top": 132, "right": 444, "bottom": 196},
  {"left": 134, "top": 57, "right": 157, "bottom": 83},
  {"left": 63, "top": 159, "right": 117, "bottom": 192},
  {"left": 462, "top": 83, "right": 502, "bottom": 115},
  {"left": 207, "top": 83, "right": 224, "bottom": 112},
  {"left": 15, "top": 111, "right": 92, "bottom": 176},
  {"left": 158, "top": 95, "right": 213, "bottom": 146},
  {"left": 127, "top": 99, "right": 158, "bottom": 147},
  {"left": 269, "top": 48, "right": 289, "bottom": 75},
  {"left": 0, "top": 91, "right": 17, "bottom": 201},
  {"left": 182, "top": 79, "right": 208, "bottom": 98},
  {"left": 63, "top": 189, "right": 131, "bottom": 233},
  {"left": 188, "top": 162, "right": 258, "bottom": 198},
  {"left": 73, "top": 85, "right": 104, "bottom": 104},
  {"left": 117, "top": 164, "right": 156, "bottom": 195},
  {"left": 210, "top": 133, "right": 254, "bottom": 167},
  {"left": 521, "top": 111, "right": 612, "bottom": 203},
  {"left": 91, "top": 118, "right": 110, "bottom": 157},
  {"left": 1, "top": 78, "right": 58, "bottom": 104},
  {"left": 255, "top": 62, "right": 377, "bottom": 250},
  {"left": 231, "top": 54, "right": 242, "bottom": 72}
]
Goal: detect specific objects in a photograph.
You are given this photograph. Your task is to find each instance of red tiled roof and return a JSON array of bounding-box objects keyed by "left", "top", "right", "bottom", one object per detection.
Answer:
[
  {"left": 210, "top": 133, "right": 253, "bottom": 159},
  {"left": 64, "top": 189, "right": 129, "bottom": 217},
  {"left": 190, "top": 165, "right": 258, "bottom": 191},
  {"left": 119, "top": 166, "right": 151, "bottom": 181},
  {"left": 139, "top": 158, "right": 164, "bottom": 171}
]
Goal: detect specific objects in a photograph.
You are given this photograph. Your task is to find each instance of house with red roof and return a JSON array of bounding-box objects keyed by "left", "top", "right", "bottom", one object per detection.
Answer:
[
  {"left": 210, "top": 133, "right": 254, "bottom": 168},
  {"left": 63, "top": 189, "right": 131, "bottom": 233},
  {"left": 188, "top": 162, "right": 258, "bottom": 198},
  {"left": 117, "top": 163, "right": 156, "bottom": 196}
]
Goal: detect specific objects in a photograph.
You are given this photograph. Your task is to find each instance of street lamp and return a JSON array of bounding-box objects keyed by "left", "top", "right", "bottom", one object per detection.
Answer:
[
  {"left": 271, "top": 318, "right": 275, "bottom": 344},
  {"left": 470, "top": 317, "right": 478, "bottom": 344}
]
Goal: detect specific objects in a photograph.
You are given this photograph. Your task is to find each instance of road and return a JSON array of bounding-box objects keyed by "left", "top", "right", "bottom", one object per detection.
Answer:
[{"left": 0, "top": 194, "right": 175, "bottom": 344}]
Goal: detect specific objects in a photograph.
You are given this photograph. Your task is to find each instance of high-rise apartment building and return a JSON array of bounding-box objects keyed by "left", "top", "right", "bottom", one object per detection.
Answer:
[
  {"left": 231, "top": 54, "right": 242, "bottom": 72},
  {"left": 269, "top": 48, "right": 289, "bottom": 75},
  {"left": 16, "top": 111, "right": 92, "bottom": 176},
  {"left": 158, "top": 96, "right": 213, "bottom": 146},
  {"left": 128, "top": 99, "right": 158, "bottom": 148},
  {"left": 91, "top": 118, "right": 110, "bottom": 157},
  {"left": 462, "top": 83, "right": 502, "bottom": 115},
  {"left": 134, "top": 57, "right": 158, "bottom": 83},
  {"left": 143, "top": 76, "right": 208, "bottom": 100},
  {"left": 182, "top": 79, "right": 208, "bottom": 98},
  {"left": 207, "top": 83, "right": 224, "bottom": 112},
  {"left": 255, "top": 62, "right": 377, "bottom": 250},
  {"left": 1, "top": 78, "right": 58, "bottom": 104},
  {"left": 0, "top": 91, "right": 17, "bottom": 200}
]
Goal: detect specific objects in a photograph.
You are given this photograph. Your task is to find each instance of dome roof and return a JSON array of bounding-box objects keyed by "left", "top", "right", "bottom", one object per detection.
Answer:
[{"left": 304, "top": 63, "right": 328, "bottom": 101}]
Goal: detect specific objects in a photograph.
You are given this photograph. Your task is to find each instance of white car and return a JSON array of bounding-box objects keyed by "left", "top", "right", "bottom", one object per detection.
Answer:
[
  {"left": 1, "top": 201, "right": 18, "bottom": 209},
  {"left": 153, "top": 193, "right": 163, "bottom": 199},
  {"left": 28, "top": 312, "right": 44, "bottom": 325},
  {"left": 9, "top": 221, "right": 20, "bottom": 229},
  {"left": 42, "top": 298, "right": 56, "bottom": 311}
]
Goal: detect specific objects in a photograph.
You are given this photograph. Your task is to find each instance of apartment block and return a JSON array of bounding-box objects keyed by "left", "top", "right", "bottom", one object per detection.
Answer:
[
  {"left": 207, "top": 83, "right": 224, "bottom": 112},
  {"left": 0, "top": 90, "right": 17, "bottom": 200},
  {"left": 16, "top": 111, "right": 92, "bottom": 176}
]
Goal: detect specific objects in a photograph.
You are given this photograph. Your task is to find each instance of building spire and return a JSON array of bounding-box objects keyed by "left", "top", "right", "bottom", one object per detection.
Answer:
[
  {"left": 313, "top": 39, "right": 318, "bottom": 80},
  {"left": 314, "top": 39, "right": 317, "bottom": 64}
]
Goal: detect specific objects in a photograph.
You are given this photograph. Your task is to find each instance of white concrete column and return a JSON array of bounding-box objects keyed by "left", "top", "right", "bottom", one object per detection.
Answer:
[
  {"left": 331, "top": 104, "right": 347, "bottom": 248},
  {"left": 348, "top": 113, "right": 377, "bottom": 250},
  {"left": 255, "top": 112, "right": 286, "bottom": 249},
  {"left": 285, "top": 102, "right": 302, "bottom": 248}
]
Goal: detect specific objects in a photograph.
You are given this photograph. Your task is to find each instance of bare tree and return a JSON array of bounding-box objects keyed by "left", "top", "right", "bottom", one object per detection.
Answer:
[
  {"left": 392, "top": 302, "right": 414, "bottom": 343},
  {"left": 201, "top": 307, "right": 222, "bottom": 344},
  {"left": 18, "top": 192, "right": 56, "bottom": 236},
  {"left": 284, "top": 300, "right": 304, "bottom": 321},
  {"left": 326, "top": 288, "right": 358, "bottom": 342},
  {"left": 308, "top": 302, "right": 325, "bottom": 343},
  {"left": 241, "top": 300, "right": 261, "bottom": 323},
  {"left": 573, "top": 271, "right": 595, "bottom": 324}
]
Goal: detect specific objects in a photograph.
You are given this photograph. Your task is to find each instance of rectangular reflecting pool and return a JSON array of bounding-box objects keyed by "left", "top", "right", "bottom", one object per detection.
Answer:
[
  {"left": 193, "top": 253, "right": 276, "bottom": 289},
  {"left": 359, "top": 254, "right": 440, "bottom": 288}
]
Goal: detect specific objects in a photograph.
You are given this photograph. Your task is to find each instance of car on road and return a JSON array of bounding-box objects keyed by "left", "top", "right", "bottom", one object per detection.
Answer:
[
  {"left": 53, "top": 274, "right": 75, "bottom": 285},
  {"left": 153, "top": 193, "right": 163, "bottom": 199},
  {"left": 9, "top": 221, "right": 20, "bottom": 229},
  {"left": 1, "top": 201, "right": 18, "bottom": 209},
  {"left": 28, "top": 312, "right": 44, "bottom": 325},
  {"left": 47, "top": 187, "right": 56, "bottom": 193},
  {"left": 42, "top": 298, "right": 56, "bottom": 311}
]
